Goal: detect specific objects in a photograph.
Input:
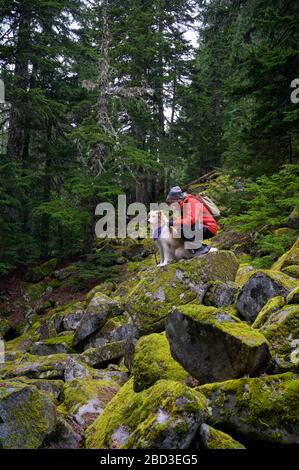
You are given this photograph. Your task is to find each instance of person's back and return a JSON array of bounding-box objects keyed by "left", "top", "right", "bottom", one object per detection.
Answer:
[{"left": 166, "top": 186, "right": 218, "bottom": 255}]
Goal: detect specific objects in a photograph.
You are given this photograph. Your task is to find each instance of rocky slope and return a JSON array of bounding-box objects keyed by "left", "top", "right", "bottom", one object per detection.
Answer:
[{"left": 0, "top": 235, "right": 299, "bottom": 449}]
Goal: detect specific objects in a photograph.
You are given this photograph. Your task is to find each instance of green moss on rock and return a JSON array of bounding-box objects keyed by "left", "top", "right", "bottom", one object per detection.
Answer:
[
  {"left": 86, "top": 378, "right": 209, "bottom": 449},
  {"left": 198, "top": 372, "right": 299, "bottom": 444},
  {"left": 199, "top": 423, "right": 246, "bottom": 449},
  {"left": 166, "top": 305, "right": 270, "bottom": 384},
  {"left": 235, "top": 265, "right": 256, "bottom": 287},
  {"left": 133, "top": 333, "right": 189, "bottom": 392},
  {"left": 282, "top": 265, "right": 299, "bottom": 279},
  {"left": 258, "top": 304, "right": 299, "bottom": 372},
  {"left": 252, "top": 296, "right": 286, "bottom": 329},
  {"left": 272, "top": 238, "right": 299, "bottom": 271},
  {"left": 59, "top": 377, "right": 120, "bottom": 427},
  {"left": 0, "top": 380, "right": 56, "bottom": 448},
  {"left": 31, "top": 334, "right": 75, "bottom": 355},
  {"left": 125, "top": 250, "right": 239, "bottom": 335},
  {"left": 286, "top": 286, "right": 299, "bottom": 304},
  {"left": 25, "top": 259, "right": 58, "bottom": 283}
]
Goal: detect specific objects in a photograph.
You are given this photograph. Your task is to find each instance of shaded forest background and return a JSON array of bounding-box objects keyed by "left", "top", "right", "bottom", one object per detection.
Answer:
[{"left": 0, "top": 0, "right": 299, "bottom": 277}]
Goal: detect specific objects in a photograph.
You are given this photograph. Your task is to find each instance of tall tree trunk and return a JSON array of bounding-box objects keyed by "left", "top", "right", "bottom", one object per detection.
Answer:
[
  {"left": 7, "top": 3, "right": 31, "bottom": 161},
  {"left": 40, "top": 128, "right": 52, "bottom": 258}
]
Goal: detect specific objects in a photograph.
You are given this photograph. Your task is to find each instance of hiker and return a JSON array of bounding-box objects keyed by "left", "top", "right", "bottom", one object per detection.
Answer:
[{"left": 166, "top": 186, "right": 219, "bottom": 256}]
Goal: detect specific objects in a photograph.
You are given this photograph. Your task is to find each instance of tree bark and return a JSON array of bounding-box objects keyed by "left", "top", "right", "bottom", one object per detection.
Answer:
[{"left": 7, "top": 2, "right": 31, "bottom": 161}]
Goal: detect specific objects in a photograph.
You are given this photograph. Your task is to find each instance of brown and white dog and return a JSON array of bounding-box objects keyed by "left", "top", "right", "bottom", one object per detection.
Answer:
[{"left": 148, "top": 210, "right": 193, "bottom": 266}]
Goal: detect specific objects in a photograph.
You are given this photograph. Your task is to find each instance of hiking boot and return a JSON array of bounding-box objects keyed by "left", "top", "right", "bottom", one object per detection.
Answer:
[{"left": 193, "top": 244, "right": 211, "bottom": 257}]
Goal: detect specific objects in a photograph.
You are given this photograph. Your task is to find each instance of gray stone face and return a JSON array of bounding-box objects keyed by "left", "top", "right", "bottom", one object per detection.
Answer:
[
  {"left": 236, "top": 271, "right": 296, "bottom": 323},
  {"left": 83, "top": 314, "right": 138, "bottom": 351},
  {"left": 31, "top": 341, "right": 69, "bottom": 356},
  {"left": 203, "top": 281, "right": 239, "bottom": 307},
  {"left": 73, "top": 294, "right": 124, "bottom": 349},
  {"left": 165, "top": 305, "right": 270, "bottom": 384},
  {"left": 82, "top": 340, "right": 129, "bottom": 368}
]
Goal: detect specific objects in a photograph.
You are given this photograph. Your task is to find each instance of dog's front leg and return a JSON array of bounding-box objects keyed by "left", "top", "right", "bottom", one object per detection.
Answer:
[
  {"left": 160, "top": 244, "right": 172, "bottom": 266},
  {"left": 157, "top": 243, "right": 165, "bottom": 267}
]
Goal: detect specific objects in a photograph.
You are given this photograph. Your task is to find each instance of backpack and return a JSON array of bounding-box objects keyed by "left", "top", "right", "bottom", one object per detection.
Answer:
[{"left": 198, "top": 193, "right": 221, "bottom": 220}]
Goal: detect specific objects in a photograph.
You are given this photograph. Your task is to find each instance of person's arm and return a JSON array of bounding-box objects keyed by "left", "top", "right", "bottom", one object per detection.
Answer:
[{"left": 173, "top": 200, "right": 202, "bottom": 227}]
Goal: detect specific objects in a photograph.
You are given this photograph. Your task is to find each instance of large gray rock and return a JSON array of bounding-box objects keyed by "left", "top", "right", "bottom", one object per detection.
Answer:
[
  {"left": 83, "top": 312, "right": 138, "bottom": 351},
  {"left": 166, "top": 305, "right": 270, "bottom": 384},
  {"left": 31, "top": 334, "right": 74, "bottom": 356},
  {"left": 42, "top": 415, "right": 83, "bottom": 449},
  {"left": 199, "top": 372, "right": 299, "bottom": 445},
  {"left": 73, "top": 293, "right": 124, "bottom": 349},
  {"left": 236, "top": 270, "right": 298, "bottom": 323},
  {"left": 82, "top": 340, "right": 129, "bottom": 368},
  {"left": 0, "top": 354, "right": 92, "bottom": 382},
  {"left": 125, "top": 250, "right": 239, "bottom": 335},
  {"left": 5, "top": 377, "right": 64, "bottom": 404},
  {"left": 53, "top": 302, "right": 85, "bottom": 333},
  {"left": 203, "top": 281, "right": 239, "bottom": 307},
  {"left": 257, "top": 304, "right": 299, "bottom": 373},
  {"left": 0, "top": 381, "right": 56, "bottom": 448}
]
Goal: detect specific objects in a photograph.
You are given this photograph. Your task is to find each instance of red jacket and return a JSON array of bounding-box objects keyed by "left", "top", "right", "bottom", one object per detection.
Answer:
[{"left": 173, "top": 194, "right": 218, "bottom": 236}]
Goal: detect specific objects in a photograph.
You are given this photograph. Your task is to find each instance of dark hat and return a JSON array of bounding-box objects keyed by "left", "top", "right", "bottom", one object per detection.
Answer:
[{"left": 166, "top": 186, "right": 184, "bottom": 201}]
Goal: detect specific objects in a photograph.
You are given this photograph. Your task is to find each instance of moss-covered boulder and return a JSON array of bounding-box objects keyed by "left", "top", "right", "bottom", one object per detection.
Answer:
[
  {"left": 125, "top": 250, "right": 239, "bottom": 335},
  {"left": 166, "top": 305, "right": 270, "bottom": 384},
  {"left": 286, "top": 286, "right": 299, "bottom": 304},
  {"left": 86, "top": 378, "right": 209, "bottom": 449},
  {"left": 0, "top": 353, "right": 93, "bottom": 381},
  {"left": 198, "top": 373, "right": 299, "bottom": 444},
  {"left": 64, "top": 355, "right": 94, "bottom": 382},
  {"left": 59, "top": 378, "right": 120, "bottom": 428},
  {"left": 272, "top": 238, "right": 299, "bottom": 271},
  {"left": 6, "top": 377, "right": 64, "bottom": 404},
  {"left": 203, "top": 281, "right": 239, "bottom": 308},
  {"left": 82, "top": 340, "right": 129, "bottom": 368},
  {"left": 31, "top": 334, "right": 74, "bottom": 356},
  {"left": 25, "top": 258, "right": 58, "bottom": 283},
  {"left": 83, "top": 312, "right": 138, "bottom": 351},
  {"left": 4, "top": 320, "right": 42, "bottom": 353},
  {"left": 258, "top": 304, "right": 299, "bottom": 373},
  {"left": 73, "top": 294, "right": 124, "bottom": 349},
  {"left": 252, "top": 296, "right": 286, "bottom": 329},
  {"left": 53, "top": 264, "right": 78, "bottom": 281},
  {"left": 85, "top": 283, "right": 115, "bottom": 303},
  {"left": 287, "top": 207, "right": 299, "bottom": 229},
  {"left": 42, "top": 414, "right": 83, "bottom": 449},
  {"left": 52, "top": 302, "right": 85, "bottom": 333},
  {"left": 282, "top": 265, "right": 299, "bottom": 279},
  {"left": 236, "top": 270, "right": 298, "bottom": 323},
  {"left": 133, "top": 333, "right": 189, "bottom": 392},
  {"left": 235, "top": 264, "right": 255, "bottom": 287},
  {"left": 0, "top": 380, "right": 56, "bottom": 448},
  {"left": 198, "top": 424, "right": 246, "bottom": 449},
  {"left": 0, "top": 354, "right": 68, "bottom": 380}
]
